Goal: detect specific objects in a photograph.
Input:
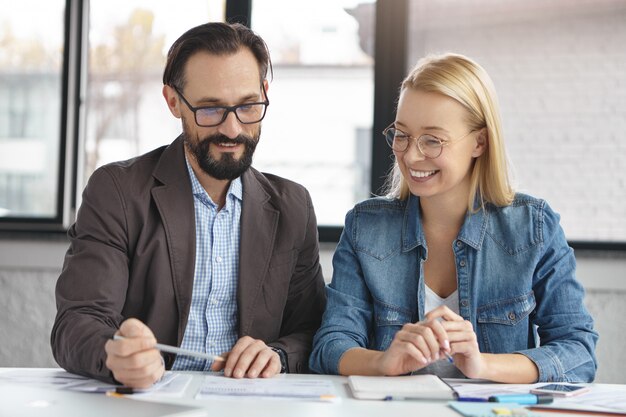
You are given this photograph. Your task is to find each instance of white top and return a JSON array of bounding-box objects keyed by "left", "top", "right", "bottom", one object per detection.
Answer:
[
  {"left": 424, "top": 285, "right": 460, "bottom": 315},
  {"left": 417, "top": 285, "right": 463, "bottom": 378}
]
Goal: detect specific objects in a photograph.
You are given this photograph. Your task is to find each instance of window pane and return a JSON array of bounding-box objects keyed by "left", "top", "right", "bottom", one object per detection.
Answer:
[
  {"left": 83, "top": 1, "right": 225, "bottom": 188},
  {"left": 406, "top": 0, "right": 626, "bottom": 241},
  {"left": 0, "top": 1, "right": 64, "bottom": 218},
  {"left": 252, "top": 0, "right": 376, "bottom": 226}
]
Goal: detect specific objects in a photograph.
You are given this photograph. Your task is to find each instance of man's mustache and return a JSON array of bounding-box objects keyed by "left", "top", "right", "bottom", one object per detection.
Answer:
[{"left": 204, "top": 133, "right": 257, "bottom": 146}]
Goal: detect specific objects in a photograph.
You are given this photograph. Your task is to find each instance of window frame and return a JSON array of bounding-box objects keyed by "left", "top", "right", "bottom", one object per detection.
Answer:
[
  {"left": 1, "top": 0, "right": 624, "bottom": 251},
  {"left": 0, "top": 0, "right": 82, "bottom": 232}
]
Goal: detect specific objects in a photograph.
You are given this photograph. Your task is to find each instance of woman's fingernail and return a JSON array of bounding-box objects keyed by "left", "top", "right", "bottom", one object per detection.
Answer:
[{"left": 444, "top": 340, "right": 450, "bottom": 350}]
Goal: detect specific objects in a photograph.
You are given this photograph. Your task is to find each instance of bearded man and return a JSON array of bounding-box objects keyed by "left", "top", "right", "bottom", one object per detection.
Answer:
[{"left": 51, "top": 22, "right": 326, "bottom": 388}]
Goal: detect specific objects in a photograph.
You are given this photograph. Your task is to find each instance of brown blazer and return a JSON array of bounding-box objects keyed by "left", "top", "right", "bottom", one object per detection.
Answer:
[{"left": 51, "top": 137, "right": 326, "bottom": 382}]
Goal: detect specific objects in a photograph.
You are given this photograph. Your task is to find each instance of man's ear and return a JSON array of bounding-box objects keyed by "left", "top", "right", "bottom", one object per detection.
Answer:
[
  {"left": 472, "top": 128, "right": 488, "bottom": 158},
  {"left": 163, "top": 85, "right": 181, "bottom": 118},
  {"left": 263, "top": 79, "right": 269, "bottom": 96}
]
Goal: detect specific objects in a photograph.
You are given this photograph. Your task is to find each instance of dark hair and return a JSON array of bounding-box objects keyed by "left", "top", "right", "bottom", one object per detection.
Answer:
[{"left": 163, "top": 22, "right": 272, "bottom": 89}]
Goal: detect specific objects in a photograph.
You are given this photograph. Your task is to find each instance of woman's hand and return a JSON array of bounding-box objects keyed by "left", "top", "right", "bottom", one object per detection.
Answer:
[
  {"left": 377, "top": 307, "right": 454, "bottom": 375},
  {"left": 425, "top": 306, "right": 486, "bottom": 378}
]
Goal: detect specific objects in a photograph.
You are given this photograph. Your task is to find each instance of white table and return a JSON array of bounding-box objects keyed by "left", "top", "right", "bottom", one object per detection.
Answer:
[{"left": 0, "top": 369, "right": 620, "bottom": 417}]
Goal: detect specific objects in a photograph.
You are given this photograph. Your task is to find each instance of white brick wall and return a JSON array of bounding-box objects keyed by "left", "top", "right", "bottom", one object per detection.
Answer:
[{"left": 408, "top": 0, "right": 626, "bottom": 241}]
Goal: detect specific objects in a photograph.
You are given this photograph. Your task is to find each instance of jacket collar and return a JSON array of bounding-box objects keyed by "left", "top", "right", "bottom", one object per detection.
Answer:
[
  {"left": 402, "top": 193, "right": 489, "bottom": 254},
  {"left": 150, "top": 136, "right": 196, "bottom": 345},
  {"left": 238, "top": 168, "right": 279, "bottom": 336}
]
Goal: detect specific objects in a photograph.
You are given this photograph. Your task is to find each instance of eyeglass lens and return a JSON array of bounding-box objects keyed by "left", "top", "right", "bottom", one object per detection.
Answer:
[
  {"left": 384, "top": 127, "right": 443, "bottom": 158},
  {"left": 196, "top": 103, "right": 267, "bottom": 126}
]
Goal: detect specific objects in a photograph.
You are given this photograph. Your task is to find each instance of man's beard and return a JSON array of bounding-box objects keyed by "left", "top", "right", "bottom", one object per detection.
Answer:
[{"left": 182, "top": 121, "right": 259, "bottom": 181}]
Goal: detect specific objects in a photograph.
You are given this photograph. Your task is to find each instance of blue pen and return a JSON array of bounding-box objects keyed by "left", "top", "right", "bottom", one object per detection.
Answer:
[
  {"left": 488, "top": 394, "right": 553, "bottom": 405},
  {"left": 442, "top": 351, "right": 454, "bottom": 363},
  {"left": 457, "top": 397, "right": 488, "bottom": 402}
]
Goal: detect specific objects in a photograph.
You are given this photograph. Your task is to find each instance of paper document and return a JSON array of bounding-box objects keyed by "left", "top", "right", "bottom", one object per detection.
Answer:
[
  {"left": 532, "top": 384, "right": 626, "bottom": 415},
  {"left": 348, "top": 374, "right": 456, "bottom": 400},
  {"left": 446, "top": 379, "right": 626, "bottom": 415},
  {"left": 0, "top": 369, "right": 190, "bottom": 397},
  {"left": 444, "top": 379, "right": 543, "bottom": 400},
  {"left": 0, "top": 369, "right": 90, "bottom": 390},
  {"left": 196, "top": 375, "right": 338, "bottom": 402}
]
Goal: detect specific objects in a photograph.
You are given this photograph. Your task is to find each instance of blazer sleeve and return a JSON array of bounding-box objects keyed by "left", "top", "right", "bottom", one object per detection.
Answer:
[
  {"left": 50, "top": 166, "right": 130, "bottom": 383},
  {"left": 268, "top": 189, "right": 327, "bottom": 373}
]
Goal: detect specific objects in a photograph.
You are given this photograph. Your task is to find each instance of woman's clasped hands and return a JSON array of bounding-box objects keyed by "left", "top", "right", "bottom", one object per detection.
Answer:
[{"left": 377, "top": 305, "right": 486, "bottom": 378}]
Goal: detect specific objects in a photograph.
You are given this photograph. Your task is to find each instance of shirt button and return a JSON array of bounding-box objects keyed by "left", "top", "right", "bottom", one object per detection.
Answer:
[
  {"left": 456, "top": 241, "right": 463, "bottom": 247},
  {"left": 459, "top": 260, "right": 466, "bottom": 267},
  {"left": 215, "top": 256, "right": 223, "bottom": 263},
  {"left": 211, "top": 298, "right": 218, "bottom": 305},
  {"left": 508, "top": 312, "right": 516, "bottom": 320},
  {"left": 461, "top": 300, "right": 469, "bottom": 307}
]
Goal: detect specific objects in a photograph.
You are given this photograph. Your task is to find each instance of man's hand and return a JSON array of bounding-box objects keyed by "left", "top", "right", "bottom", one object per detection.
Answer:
[
  {"left": 104, "top": 318, "right": 165, "bottom": 388},
  {"left": 210, "top": 336, "right": 281, "bottom": 378}
]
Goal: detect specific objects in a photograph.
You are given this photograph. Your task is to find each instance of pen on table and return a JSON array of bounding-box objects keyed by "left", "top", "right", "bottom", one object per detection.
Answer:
[
  {"left": 112, "top": 335, "right": 225, "bottom": 362},
  {"left": 457, "top": 397, "right": 488, "bottom": 402},
  {"left": 488, "top": 393, "right": 553, "bottom": 405}
]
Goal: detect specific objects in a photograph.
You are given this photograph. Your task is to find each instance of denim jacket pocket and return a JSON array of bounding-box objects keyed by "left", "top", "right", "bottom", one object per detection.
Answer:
[
  {"left": 476, "top": 291, "right": 536, "bottom": 353},
  {"left": 373, "top": 299, "right": 414, "bottom": 351}
]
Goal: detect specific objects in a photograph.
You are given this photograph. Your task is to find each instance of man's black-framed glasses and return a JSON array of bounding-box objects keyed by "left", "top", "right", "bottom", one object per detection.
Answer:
[{"left": 174, "top": 84, "right": 269, "bottom": 127}]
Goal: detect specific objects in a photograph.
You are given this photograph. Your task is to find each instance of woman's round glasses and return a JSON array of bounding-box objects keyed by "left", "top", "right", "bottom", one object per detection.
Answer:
[{"left": 383, "top": 123, "right": 475, "bottom": 159}]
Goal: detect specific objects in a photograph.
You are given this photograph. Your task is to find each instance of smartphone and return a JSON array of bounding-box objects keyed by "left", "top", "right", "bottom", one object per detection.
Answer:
[{"left": 530, "top": 383, "right": 590, "bottom": 397}]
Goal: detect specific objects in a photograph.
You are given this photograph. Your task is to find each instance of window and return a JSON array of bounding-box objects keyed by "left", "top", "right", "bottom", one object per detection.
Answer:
[
  {"left": 251, "top": 0, "right": 376, "bottom": 226},
  {"left": 0, "top": 1, "right": 64, "bottom": 221},
  {"left": 1, "top": 0, "right": 624, "bottom": 249},
  {"left": 404, "top": 0, "right": 626, "bottom": 242},
  {"left": 82, "top": 0, "right": 225, "bottom": 192}
]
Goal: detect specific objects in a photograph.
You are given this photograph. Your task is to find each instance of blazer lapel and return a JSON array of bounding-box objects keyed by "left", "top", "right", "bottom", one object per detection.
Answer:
[
  {"left": 238, "top": 168, "right": 279, "bottom": 335},
  {"left": 151, "top": 137, "right": 196, "bottom": 345}
]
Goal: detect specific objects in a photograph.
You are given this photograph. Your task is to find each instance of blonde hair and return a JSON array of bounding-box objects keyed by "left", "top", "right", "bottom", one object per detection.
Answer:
[{"left": 385, "top": 53, "right": 514, "bottom": 211}]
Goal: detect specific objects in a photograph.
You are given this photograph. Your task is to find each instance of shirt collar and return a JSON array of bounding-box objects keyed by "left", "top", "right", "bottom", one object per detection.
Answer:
[{"left": 184, "top": 157, "right": 243, "bottom": 207}]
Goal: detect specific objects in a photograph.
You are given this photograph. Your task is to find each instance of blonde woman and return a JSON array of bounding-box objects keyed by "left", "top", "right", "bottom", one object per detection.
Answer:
[{"left": 310, "top": 53, "right": 597, "bottom": 383}]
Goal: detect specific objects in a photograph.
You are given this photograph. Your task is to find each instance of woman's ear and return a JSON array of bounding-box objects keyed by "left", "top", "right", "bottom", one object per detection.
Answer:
[{"left": 472, "top": 128, "right": 488, "bottom": 158}]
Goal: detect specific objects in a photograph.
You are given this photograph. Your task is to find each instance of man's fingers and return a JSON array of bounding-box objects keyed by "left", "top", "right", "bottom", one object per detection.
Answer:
[
  {"left": 119, "top": 318, "right": 154, "bottom": 338},
  {"left": 112, "top": 357, "right": 164, "bottom": 389},
  {"left": 223, "top": 336, "right": 256, "bottom": 377},
  {"left": 260, "top": 353, "right": 282, "bottom": 378},
  {"left": 222, "top": 337, "right": 281, "bottom": 379},
  {"left": 105, "top": 335, "right": 156, "bottom": 357},
  {"left": 245, "top": 348, "right": 277, "bottom": 378}
]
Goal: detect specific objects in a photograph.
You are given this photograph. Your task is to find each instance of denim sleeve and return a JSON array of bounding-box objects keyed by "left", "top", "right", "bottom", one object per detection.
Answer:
[
  {"left": 309, "top": 209, "right": 374, "bottom": 375},
  {"left": 515, "top": 202, "right": 598, "bottom": 382}
]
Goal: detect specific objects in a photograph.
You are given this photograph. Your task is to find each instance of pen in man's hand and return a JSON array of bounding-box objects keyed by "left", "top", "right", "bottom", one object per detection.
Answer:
[{"left": 112, "top": 335, "right": 225, "bottom": 362}]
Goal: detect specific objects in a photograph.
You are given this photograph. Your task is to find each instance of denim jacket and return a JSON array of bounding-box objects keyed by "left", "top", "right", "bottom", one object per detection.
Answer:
[{"left": 310, "top": 193, "right": 598, "bottom": 382}]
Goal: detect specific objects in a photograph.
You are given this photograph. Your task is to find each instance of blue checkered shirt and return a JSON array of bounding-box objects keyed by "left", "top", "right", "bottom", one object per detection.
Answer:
[{"left": 171, "top": 159, "right": 241, "bottom": 371}]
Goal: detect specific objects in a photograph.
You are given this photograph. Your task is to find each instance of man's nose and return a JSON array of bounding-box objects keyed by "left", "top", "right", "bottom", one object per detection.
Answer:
[{"left": 217, "top": 111, "right": 243, "bottom": 139}]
